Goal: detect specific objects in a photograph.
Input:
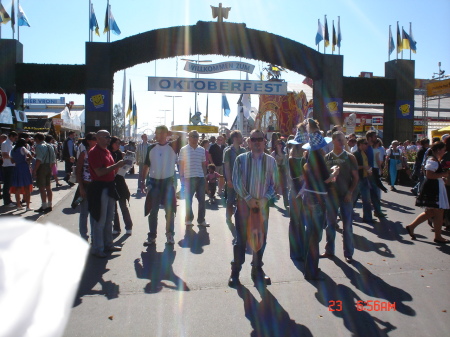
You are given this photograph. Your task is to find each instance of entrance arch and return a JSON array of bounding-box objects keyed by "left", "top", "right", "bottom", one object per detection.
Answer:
[{"left": 84, "top": 21, "right": 343, "bottom": 133}]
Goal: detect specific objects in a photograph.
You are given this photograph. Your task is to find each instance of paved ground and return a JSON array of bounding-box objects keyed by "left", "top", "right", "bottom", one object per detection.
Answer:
[{"left": 2, "top": 166, "right": 449, "bottom": 336}]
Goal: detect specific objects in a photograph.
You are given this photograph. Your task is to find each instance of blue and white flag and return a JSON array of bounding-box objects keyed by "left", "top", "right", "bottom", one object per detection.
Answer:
[
  {"left": 222, "top": 94, "right": 230, "bottom": 117},
  {"left": 89, "top": 3, "right": 99, "bottom": 36},
  {"left": 104, "top": 5, "right": 121, "bottom": 35},
  {"left": 18, "top": 4, "right": 30, "bottom": 27},
  {"left": 315, "top": 19, "right": 323, "bottom": 45}
]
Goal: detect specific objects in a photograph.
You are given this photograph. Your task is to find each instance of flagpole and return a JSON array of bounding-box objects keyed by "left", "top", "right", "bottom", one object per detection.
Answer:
[
  {"left": 396, "top": 21, "right": 399, "bottom": 62},
  {"left": 18, "top": 0, "right": 20, "bottom": 42},
  {"left": 332, "top": 20, "right": 334, "bottom": 55},
  {"left": 89, "top": 0, "right": 91, "bottom": 42},
  {"left": 388, "top": 25, "right": 390, "bottom": 62},
  {"left": 409, "top": 22, "right": 412, "bottom": 60},
  {"left": 317, "top": 19, "right": 319, "bottom": 52},
  {"left": 107, "top": 0, "right": 110, "bottom": 43},
  {"left": 323, "top": 15, "right": 326, "bottom": 54},
  {"left": 11, "top": 0, "right": 14, "bottom": 40},
  {"left": 401, "top": 26, "right": 404, "bottom": 60},
  {"left": 338, "top": 16, "right": 340, "bottom": 55}
]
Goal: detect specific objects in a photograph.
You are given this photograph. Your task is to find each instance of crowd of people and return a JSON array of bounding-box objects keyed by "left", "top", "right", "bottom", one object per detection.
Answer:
[{"left": 2, "top": 122, "right": 449, "bottom": 284}]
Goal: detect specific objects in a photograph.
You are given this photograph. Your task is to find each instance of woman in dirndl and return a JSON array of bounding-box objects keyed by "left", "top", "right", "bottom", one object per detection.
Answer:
[
  {"left": 385, "top": 140, "right": 403, "bottom": 191},
  {"left": 405, "top": 141, "right": 449, "bottom": 244}
]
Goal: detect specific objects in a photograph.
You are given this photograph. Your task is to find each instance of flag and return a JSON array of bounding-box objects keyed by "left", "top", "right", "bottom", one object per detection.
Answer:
[
  {"left": 126, "top": 82, "right": 132, "bottom": 118},
  {"left": 409, "top": 25, "right": 417, "bottom": 53},
  {"left": 315, "top": 19, "right": 323, "bottom": 45},
  {"left": 18, "top": 4, "right": 30, "bottom": 27},
  {"left": 388, "top": 26, "right": 395, "bottom": 55},
  {"left": 205, "top": 94, "right": 209, "bottom": 124},
  {"left": 337, "top": 16, "right": 342, "bottom": 48},
  {"left": 189, "top": 107, "right": 192, "bottom": 124},
  {"left": 0, "top": 3, "right": 11, "bottom": 24},
  {"left": 130, "top": 97, "right": 137, "bottom": 126},
  {"left": 11, "top": 0, "right": 15, "bottom": 33},
  {"left": 104, "top": 4, "right": 120, "bottom": 35},
  {"left": 324, "top": 16, "right": 330, "bottom": 47},
  {"left": 302, "top": 77, "right": 314, "bottom": 88},
  {"left": 121, "top": 70, "right": 126, "bottom": 122},
  {"left": 396, "top": 22, "right": 403, "bottom": 54},
  {"left": 90, "top": 3, "right": 100, "bottom": 36},
  {"left": 222, "top": 94, "right": 230, "bottom": 117},
  {"left": 332, "top": 21, "right": 337, "bottom": 52},
  {"left": 242, "top": 94, "right": 251, "bottom": 119},
  {"left": 402, "top": 28, "right": 411, "bottom": 50}
]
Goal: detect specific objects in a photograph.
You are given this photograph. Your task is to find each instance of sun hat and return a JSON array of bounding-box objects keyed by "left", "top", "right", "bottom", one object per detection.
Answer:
[{"left": 302, "top": 131, "right": 332, "bottom": 151}]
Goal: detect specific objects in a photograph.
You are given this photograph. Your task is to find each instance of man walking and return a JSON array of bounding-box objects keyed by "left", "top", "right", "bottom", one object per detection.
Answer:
[
  {"left": 365, "top": 130, "right": 385, "bottom": 218},
  {"left": 228, "top": 129, "right": 278, "bottom": 287},
  {"left": 141, "top": 126, "right": 178, "bottom": 245},
  {"left": 1, "top": 131, "right": 18, "bottom": 207},
  {"left": 209, "top": 135, "right": 226, "bottom": 193},
  {"left": 88, "top": 130, "right": 127, "bottom": 258},
  {"left": 32, "top": 133, "right": 56, "bottom": 213},
  {"left": 62, "top": 131, "right": 76, "bottom": 186},
  {"left": 178, "top": 130, "right": 209, "bottom": 227},
  {"left": 137, "top": 134, "right": 150, "bottom": 194},
  {"left": 321, "top": 131, "right": 359, "bottom": 263},
  {"left": 223, "top": 130, "right": 246, "bottom": 225}
]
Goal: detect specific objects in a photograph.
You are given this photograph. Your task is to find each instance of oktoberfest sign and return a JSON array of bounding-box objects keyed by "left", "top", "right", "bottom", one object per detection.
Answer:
[
  {"left": 148, "top": 77, "right": 287, "bottom": 95},
  {"left": 184, "top": 61, "right": 255, "bottom": 74}
]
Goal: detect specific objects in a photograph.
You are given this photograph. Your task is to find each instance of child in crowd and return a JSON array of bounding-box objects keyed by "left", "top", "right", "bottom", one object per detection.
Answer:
[{"left": 206, "top": 164, "right": 223, "bottom": 203}]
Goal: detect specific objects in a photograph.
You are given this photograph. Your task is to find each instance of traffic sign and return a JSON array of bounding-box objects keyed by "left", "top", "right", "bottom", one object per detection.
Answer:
[{"left": 0, "top": 88, "right": 7, "bottom": 113}]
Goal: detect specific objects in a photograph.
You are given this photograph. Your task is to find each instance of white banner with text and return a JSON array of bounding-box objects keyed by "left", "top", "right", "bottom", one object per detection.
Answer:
[{"left": 148, "top": 77, "right": 287, "bottom": 95}]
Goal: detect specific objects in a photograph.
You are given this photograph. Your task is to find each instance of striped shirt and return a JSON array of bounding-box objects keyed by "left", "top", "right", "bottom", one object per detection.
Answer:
[
  {"left": 178, "top": 144, "right": 206, "bottom": 178},
  {"left": 232, "top": 152, "right": 278, "bottom": 201},
  {"left": 136, "top": 142, "right": 150, "bottom": 164}
]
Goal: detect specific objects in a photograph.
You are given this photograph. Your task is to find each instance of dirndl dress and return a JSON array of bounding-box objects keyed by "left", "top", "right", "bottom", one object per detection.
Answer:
[
  {"left": 416, "top": 157, "right": 449, "bottom": 209},
  {"left": 10, "top": 147, "right": 33, "bottom": 194}
]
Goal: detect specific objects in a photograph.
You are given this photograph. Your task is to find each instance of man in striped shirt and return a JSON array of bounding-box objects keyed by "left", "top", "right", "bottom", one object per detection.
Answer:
[
  {"left": 228, "top": 129, "right": 278, "bottom": 287},
  {"left": 136, "top": 134, "right": 150, "bottom": 194},
  {"left": 178, "top": 130, "right": 209, "bottom": 227}
]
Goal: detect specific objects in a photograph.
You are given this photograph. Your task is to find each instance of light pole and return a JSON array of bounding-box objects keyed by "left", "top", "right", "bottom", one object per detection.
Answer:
[
  {"left": 181, "top": 58, "right": 212, "bottom": 121},
  {"left": 432, "top": 62, "right": 446, "bottom": 120},
  {"left": 164, "top": 96, "right": 181, "bottom": 126},
  {"left": 158, "top": 109, "right": 171, "bottom": 126}
]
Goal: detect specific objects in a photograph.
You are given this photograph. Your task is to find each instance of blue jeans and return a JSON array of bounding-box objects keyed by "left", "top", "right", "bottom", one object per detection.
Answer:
[
  {"left": 231, "top": 198, "right": 269, "bottom": 272},
  {"left": 325, "top": 193, "right": 354, "bottom": 258},
  {"left": 2, "top": 166, "right": 14, "bottom": 205},
  {"left": 289, "top": 189, "right": 306, "bottom": 260},
  {"left": 79, "top": 197, "right": 94, "bottom": 240},
  {"left": 147, "top": 177, "right": 175, "bottom": 238},
  {"left": 185, "top": 177, "right": 206, "bottom": 223},
  {"left": 303, "top": 191, "right": 327, "bottom": 278},
  {"left": 226, "top": 186, "right": 237, "bottom": 221},
  {"left": 354, "top": 177, "right": 382, "bottom": 221},
  {"left": 91, "top": 188, "right": 116, "bottom": 254}
]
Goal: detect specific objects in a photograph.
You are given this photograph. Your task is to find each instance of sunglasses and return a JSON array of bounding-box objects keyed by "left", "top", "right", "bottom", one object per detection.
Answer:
[
  {"left": 98, "top": 135, "right": 111, "bottom": 139},
  {"left": 250, "top": 137, "right": 264, "bottom": 142},
  {"left": 189, "top": 135, "right": 199, "bottom": 138}
]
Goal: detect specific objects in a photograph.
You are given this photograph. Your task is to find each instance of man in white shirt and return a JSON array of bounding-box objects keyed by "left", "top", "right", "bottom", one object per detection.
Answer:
[
  {"left": 1, "top": 131, "right": 18, "bottom": 206},
  {"left": 178, "top": 130, "right": 209, "bottom": 227},
  {"left": 141, "top": 126, "right": 178, "bottom": 245}
]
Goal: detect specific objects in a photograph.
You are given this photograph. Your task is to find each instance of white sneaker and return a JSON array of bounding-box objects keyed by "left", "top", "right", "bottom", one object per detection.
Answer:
[
  {"left": 126, "top": 230, "right": 132, "bottom": 235},
  {"left": 166, "top": 233, "right": 175, "bottom": 244},
  {"left": 16, "top": 206, "right": 24, "bottom": 211},
  {"left": 185, "top": 221, "right": 193, "bottom": 226},
  {"left": 198, "top": 221, "right": 210, "bottom": 227},
  {"left": 26, "top": 207, "right": 34, "bottom": 212},
  {"left": 6, "top": 203, "right": 16, "bottom": 208}
]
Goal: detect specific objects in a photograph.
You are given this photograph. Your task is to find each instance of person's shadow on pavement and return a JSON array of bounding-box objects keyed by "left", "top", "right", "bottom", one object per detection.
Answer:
[
  {"left": 134, "top": 244, "right": 190, "bottom": 293},
  {"left": 237, "top": 285, "right": 313, "bottom": 337},
  {"left": 178, "top": 226, "right": 210, "bottom": 254},
  {"left": 73, "top": 255, "right": 120, "bottom": 307}
]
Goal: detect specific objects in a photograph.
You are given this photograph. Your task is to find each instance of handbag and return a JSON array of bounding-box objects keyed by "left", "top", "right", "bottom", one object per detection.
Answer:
[{"left": 396, "top": 162, "right": 403, "bottom": 170}]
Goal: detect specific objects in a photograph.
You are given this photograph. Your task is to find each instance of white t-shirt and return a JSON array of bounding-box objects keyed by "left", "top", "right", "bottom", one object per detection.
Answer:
[
  {"left": 147, "top": 143, "right": 177, "bottom": 180},
  {"left": 1, "top": 139, "right": 15, "bottom": 167}
]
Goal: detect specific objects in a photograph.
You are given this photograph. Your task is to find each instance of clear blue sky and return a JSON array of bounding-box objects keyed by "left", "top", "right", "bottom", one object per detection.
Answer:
[{"left": 1, "top": 0, "right": 449, "bottom": 133}]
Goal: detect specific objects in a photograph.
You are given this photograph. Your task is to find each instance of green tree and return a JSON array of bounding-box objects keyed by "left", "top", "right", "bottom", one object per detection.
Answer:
[{"left": 112, "top": 103, "right": 125, "bottom": 138}]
